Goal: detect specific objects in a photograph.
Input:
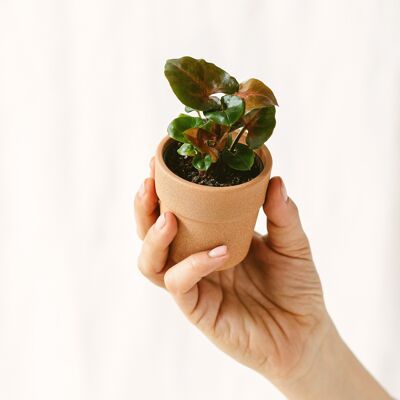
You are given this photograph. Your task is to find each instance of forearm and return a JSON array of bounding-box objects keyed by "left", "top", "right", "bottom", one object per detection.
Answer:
[{"left": 275, "top": 320, "right": 392, "bottom": 400}]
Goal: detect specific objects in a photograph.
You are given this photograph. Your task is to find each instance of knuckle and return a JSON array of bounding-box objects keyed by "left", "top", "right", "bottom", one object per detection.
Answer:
[
  {"left": 137, "top": 253, "right": 150, "bottom": 278},
  {"left": 287, "top": 235, "right": 312, "bottom": 259},
  {"left": 295, "top": 237, "right": 312, "bottom": 258},
  {"left": 164, "top": 271, "right": 178, "bottom": 293},
  {"left": 136, "top": 226, "right": 144, "bottom": 241},
  {"left": 292, "top": 206, "right": 301, "bottom": 222},
  {"left": 146, "top": 225, "right": 161, "bottom": 246},
  {"left": 290, "top": 200, "right": 299, "bottom": 214},
  {"left": 137, "top": 258, "right": 146, "bottom": 276},
  {"left": 188, "top": 255, "right": 201, "bottom": 274}
]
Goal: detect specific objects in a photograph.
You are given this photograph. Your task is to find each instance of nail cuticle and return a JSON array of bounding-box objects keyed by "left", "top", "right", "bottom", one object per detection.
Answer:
[
  {"left": 280, "top": 178, "right": 288, "bottom": 202},
  {"left": 139, "top": 182, "right": 146, "bottom": 196},
  {"left": 208, "top": 245, "right": 228, "bottom": 258}
]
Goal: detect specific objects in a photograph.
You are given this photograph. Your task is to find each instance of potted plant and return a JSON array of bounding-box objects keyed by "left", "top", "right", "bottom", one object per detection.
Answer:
[{"left": 155, "top": 56, "right": 277, "bottom": 269}]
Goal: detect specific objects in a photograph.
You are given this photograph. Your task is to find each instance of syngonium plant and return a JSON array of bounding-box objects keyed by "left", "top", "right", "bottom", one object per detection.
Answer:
[{"left": 164, "top": 56, "right": 277, "bottom": 175}]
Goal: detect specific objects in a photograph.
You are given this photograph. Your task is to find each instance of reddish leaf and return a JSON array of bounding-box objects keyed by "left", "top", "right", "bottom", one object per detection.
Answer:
[
  {"left": 215, "top": 128, "right": 235, "bottom": 151},
  {"left": 184, "top": 128, "right": 219, "bottom": 162},
  {"left": 237, "top": 78, "right": 278, "bottom": 112},
  {"left": 165, "top": 57, "right": 239, "bottom": 111},
  {"left": 242, "top": 107, "right": 276, "bottom": 149}
]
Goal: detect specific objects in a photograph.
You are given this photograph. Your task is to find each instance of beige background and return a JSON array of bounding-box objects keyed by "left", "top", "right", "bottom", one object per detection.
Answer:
[{"left": 0, "top": 1, "right": 399, "bottom": 399}]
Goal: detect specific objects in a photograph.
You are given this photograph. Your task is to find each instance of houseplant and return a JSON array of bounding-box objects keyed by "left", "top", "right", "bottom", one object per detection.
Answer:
[{"left": 155, "top": 56, "right": 277, "bottom": 269}]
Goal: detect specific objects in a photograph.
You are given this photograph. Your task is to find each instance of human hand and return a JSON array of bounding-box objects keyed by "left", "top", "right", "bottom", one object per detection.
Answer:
[{"left": 134, "top": 159, "right": 392, "bottom": 400}]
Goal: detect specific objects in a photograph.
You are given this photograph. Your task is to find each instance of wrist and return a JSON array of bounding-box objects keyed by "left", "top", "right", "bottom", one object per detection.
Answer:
[
  {"left": 275, "top": 317, "right": 391, "bottom": 400},
  {"left": 276, "top": 318, "right": 346, "bottom": 400}
]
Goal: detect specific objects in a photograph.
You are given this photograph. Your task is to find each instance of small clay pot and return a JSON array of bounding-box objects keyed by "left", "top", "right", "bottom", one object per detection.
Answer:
[{"left": 154, "top": 136, "right": 272, "bottom": 270}]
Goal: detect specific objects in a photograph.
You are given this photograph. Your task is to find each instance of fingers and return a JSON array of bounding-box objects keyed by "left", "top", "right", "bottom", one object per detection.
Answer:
[
  {"left": 138, "top": 212, "right": 178, "bottom": 287},
  {"left": 149, "top": 157, "right": 155, "bottom": 179},
  {"left": 263, "top": 177, "right": 311, "bottom": 259},
  {"left": 134, "top": 158, "right": 159, "bottom": 239},
  {"left": 164, "top": 245, "right": 229, "bottom": 315}
]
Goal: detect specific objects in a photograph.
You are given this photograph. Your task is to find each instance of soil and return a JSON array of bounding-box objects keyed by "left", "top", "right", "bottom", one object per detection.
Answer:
[{"left": 164, "top": 141, "right": 263, "bottom": 187}]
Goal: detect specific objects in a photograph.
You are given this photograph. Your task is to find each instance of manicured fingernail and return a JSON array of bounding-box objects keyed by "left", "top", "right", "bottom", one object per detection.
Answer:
[
  {"left": 280, "top": 178, "right": 288, "bottom": 202},
  {"left": 139, "top": 182, "right": 146, "bottom": 196},
  {"left": 144, "top": 178, "right": 152, "bottom": 192},
  {"left": 155, "top": 213, "right": 166, "bottom": 230},
  {"left": 208, "top": 245, "right": 227, "bottom": 258}
]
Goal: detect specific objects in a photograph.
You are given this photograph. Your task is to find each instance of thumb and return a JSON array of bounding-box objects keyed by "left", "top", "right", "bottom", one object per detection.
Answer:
[{"left": 263, "top": 177, "right": 311, "bottom": 259}]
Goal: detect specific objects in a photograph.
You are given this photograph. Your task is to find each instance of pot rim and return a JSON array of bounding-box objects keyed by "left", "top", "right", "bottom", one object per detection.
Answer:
[{"left": 156, "top": 136, "right": 272, "bottom": 193}]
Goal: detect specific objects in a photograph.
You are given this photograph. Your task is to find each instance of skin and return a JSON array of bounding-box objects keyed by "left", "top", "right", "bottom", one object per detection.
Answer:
[{"left": 134, "top": 158, "right": 393, "bottom": 400}]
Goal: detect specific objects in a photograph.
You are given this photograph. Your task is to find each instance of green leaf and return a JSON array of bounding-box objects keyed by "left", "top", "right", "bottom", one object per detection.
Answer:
[
  {"left": 185, "top": 106, "right": 195, "bottom": 113},
  {"left": 243, "top": 107, "right": 276, "bottom": 149},
  {"left": 200, "top": 119, "right": 215, "bottom": 132},
  {"left": 192, "top": 153, "right": 212, "bottom": 171},
  {"left": 167, "top": 115, "right": 204, "bottom": 143},
  {"left": 204, "top": 95, "right": 245, "bottom": 126},
  {"left": 206, "top": 96, "right": 222, "bottom": 111},
  {"left": 237, "top": 78, "right": 278, "bottom": 112},
  {"left": 177, "top": 143, "right": 197, "bottom": 157},
  {"left": 222, "top": 144, "right": 255, "bottom": 171},
  {"left": 185, "top": 97, "right": 221, "bottom": 114},
  {"left": 164, "top": 56, "right": 239, "bottom": 111}
]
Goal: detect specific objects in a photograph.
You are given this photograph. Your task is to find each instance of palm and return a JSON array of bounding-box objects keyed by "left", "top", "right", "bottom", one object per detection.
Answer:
[{"left": 187, "top": 233, "right": 326, "bottom": 380}]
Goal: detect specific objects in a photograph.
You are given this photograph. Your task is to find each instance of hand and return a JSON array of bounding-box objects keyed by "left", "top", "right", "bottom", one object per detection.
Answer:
[{"left": 134, "top": 159, "right": 392, "bottom": 400}]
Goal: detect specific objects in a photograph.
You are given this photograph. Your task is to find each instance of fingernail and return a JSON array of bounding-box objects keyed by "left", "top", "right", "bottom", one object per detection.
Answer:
[
  {"left": 144, "top": 178, "right": 152, "bottom": 192},
  {"left": 208, "top": 245, "right": 227, "bottom": 258},
  {"left": 280, "top": 178, "right": 288, "bottom": 202},
  {"left": 155, "top": 213, "right": 166, "bottom": 230},
  {"left": 139, "top": 182, "right": 146, "bottom": 196}
]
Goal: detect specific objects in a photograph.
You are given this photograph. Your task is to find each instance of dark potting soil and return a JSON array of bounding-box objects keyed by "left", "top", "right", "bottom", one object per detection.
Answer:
[{"left": 164, "top": 141, "right": 263, "bottom": 187}]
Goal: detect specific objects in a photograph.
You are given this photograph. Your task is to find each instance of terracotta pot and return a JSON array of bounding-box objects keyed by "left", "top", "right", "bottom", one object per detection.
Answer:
[{"left": 154, "top": 136, "right": 272, "bottom": 270}]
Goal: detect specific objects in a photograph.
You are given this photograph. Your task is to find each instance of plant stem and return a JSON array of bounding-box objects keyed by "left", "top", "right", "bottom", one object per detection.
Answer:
[
  {"left": 229, "top": 126, "right": 247, "bottom": 152},
  {"left": 196, "top": 110, "right": 203, "bottom": 120}
]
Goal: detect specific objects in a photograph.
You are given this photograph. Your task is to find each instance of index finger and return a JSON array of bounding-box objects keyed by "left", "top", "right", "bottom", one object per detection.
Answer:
[
  {"left": 164, "top": 245, "right": 229, "bottom": 316},
  {"left": 134, "top": 158, "right": 159, "bottom": 239}
]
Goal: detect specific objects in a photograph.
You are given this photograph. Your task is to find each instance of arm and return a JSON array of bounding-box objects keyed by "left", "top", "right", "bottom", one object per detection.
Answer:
[{"left": 278, "top": 321, "right": 391, "bottom": 400}]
